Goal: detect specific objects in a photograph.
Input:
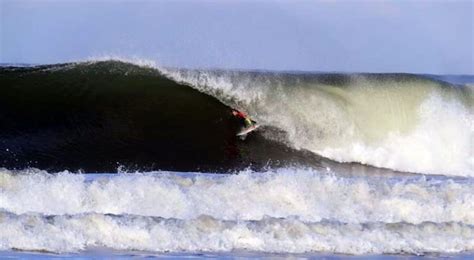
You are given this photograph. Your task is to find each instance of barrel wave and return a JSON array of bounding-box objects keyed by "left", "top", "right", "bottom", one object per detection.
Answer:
[{"left": 0, "top": 60, "right": 472, "bottom": 176}]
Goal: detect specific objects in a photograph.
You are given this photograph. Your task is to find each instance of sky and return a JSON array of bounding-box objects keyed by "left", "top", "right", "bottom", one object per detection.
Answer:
[{"left": 1, "top": 0, "right": 473, "bottom": 74}]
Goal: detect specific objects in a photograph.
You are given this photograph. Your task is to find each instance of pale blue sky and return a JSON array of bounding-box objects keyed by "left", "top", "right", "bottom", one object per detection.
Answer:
[{"left": 1, "top": 0, "right": 473, "bottom": 74}]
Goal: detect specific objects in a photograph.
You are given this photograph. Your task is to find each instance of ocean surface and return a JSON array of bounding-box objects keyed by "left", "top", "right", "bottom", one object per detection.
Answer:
[{"left": 0, "top": 60, "right": 473, "bottom": 258}]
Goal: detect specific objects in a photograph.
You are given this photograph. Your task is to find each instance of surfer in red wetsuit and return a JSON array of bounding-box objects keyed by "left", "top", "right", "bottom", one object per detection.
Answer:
[{"left": 232, "top": 109, "right": 255, "bottom": 128}]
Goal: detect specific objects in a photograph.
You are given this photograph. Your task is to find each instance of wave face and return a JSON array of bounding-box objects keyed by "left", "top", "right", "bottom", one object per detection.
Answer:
[
  {"left": 0, "top": 168, "right": 473, "bottom": 254},
  {"left": 0, "top": 61, "right": 324, "bottom": 172},
  {"left": 1, "top": 60, "right": 473, "bottom": 176}
]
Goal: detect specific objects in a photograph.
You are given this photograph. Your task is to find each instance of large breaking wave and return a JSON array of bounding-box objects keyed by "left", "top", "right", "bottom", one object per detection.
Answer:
[{"left": 0, "top": 60, "right": 472, "bottom": 176}]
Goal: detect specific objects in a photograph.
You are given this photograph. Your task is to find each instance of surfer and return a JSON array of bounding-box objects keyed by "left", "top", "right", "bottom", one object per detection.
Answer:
[
  {"left": 232, "top": 109, "right": 255, "bottom": 128},
  {"left": 232, "top": 109, "right": 259, "bottom": 138},
  {"left": 232, "top": 109, "right": 259, "bottom": 140}
]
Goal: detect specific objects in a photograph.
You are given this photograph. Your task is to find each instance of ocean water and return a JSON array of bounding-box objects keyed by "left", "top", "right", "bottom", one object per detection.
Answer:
[{"left": 0, "top": 60, "right": 472, "bottom": 258}]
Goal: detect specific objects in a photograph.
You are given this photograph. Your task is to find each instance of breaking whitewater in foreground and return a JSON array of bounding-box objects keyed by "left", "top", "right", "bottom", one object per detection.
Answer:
[{"left": 0, "top": 60, "right": 473, "bottom": 257}]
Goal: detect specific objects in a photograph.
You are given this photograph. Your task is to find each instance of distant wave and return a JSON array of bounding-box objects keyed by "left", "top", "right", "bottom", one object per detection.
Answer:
[{"left": 0, "top": 60, "right": 472, "bottom": 176}]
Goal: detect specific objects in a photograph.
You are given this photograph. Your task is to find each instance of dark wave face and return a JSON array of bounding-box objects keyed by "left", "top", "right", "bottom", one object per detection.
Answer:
[
  {"left": 0, "top": 60, "right": 472, "bottom": 176},
  {"left": 0, "top": 61, "right": 327, "bottom": 172}
]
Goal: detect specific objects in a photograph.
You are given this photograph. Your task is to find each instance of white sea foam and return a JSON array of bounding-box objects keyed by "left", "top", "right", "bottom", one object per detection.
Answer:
[
  {"left": 1, "top": 168, "right": 473, "bottom": 254},
  {"left": 1, "top": 168, "right": 472, "bottom": 224},
  {"left": 1, "top": 212, "right": 472, "bottom": 255}
]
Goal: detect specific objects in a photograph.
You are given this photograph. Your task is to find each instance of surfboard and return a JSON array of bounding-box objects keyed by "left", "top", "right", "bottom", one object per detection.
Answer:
[{"left": 236, "top": 124, "right": 260, "bottom": 136}]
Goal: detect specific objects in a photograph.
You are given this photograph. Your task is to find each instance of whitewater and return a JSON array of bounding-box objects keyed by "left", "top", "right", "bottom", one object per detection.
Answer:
[
  {"left": 1, "top": 168, "right": 473, "bottom": 255},
  {"left": 0, "top": 60, "right": 473, "bottom": 256}
]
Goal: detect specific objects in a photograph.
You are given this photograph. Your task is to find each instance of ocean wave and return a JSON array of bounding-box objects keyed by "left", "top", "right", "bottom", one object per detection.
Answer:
[{"left": 1, "top": 59, "right": 472, "bottom": 176}]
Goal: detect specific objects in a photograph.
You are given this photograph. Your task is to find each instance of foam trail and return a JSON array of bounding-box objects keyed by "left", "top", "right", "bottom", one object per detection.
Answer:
[{"left": 1, "top": 168, "right": 472, "bottom": 224}]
